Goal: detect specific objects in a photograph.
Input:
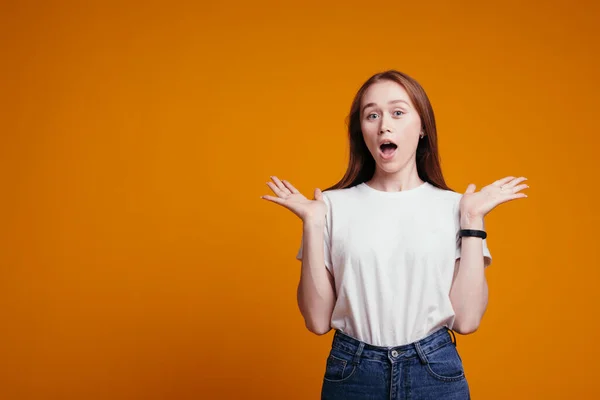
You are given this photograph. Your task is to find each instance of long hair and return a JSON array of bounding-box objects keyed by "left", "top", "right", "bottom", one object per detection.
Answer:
[{"left": 324, "top": 70, "right": 453, "bottom": 192}]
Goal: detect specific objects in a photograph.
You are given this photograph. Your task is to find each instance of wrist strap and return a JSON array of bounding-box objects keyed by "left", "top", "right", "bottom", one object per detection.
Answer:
[{"left": 459, "top": 229, "right": 487, "bottom": 239}]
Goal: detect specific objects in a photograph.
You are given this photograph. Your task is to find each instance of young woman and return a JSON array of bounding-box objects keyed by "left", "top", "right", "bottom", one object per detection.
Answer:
[{"left": 261, "top": 70, "right": 528, "bottom": 399}]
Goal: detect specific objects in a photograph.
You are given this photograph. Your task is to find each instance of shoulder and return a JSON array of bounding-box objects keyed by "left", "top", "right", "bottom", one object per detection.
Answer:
[
  {"left": 422, "top": 183, "right": 463, "bottom": 206},
  {"left": 320, "top": 185, "right": 364, "bottom": 210},
  {"left": 322, "top": 185, "right": 362, "bottom": 200}
]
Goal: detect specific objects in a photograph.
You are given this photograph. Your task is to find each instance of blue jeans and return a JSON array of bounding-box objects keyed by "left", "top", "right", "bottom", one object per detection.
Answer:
[{"left": 321, "top": 327, "right": 470, "bottom": 400}]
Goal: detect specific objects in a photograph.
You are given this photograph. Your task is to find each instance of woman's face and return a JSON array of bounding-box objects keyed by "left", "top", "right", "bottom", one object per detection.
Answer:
[{"left": 360, "top": 80, "right": 422, "bottom": 173}]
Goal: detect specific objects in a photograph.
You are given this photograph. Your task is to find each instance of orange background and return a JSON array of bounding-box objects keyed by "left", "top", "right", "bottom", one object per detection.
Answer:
[{"left": 1, "top": 1, "right": 599, "bottom": 399}]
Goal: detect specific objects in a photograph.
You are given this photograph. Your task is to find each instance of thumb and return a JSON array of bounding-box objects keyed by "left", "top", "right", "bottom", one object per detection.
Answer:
[
  {"left": 314, "top": 188, "right": 323, "bottom": 200},
  {"left": 465, "top": 183, "right": 477, "bottom": 194}
]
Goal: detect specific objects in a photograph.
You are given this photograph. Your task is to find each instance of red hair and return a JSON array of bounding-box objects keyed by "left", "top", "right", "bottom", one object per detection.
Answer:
[{"left": 325, "top": 70, "right": 453, "bottom": 192}]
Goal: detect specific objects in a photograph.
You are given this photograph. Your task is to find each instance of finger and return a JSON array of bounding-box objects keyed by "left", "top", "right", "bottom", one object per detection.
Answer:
[
  {"left": 504, "top": 177, "right": 528, "bottom": 189},
  {"left": 498, "top": 193, "right": 528, "bottom": 204},
  {"left": 493, "top": 176, "right": 517, "bottom": 187},
  {"left": 508, "top": 193, "right": 528, "bottom": 200},
  {"left": 260, "top": 194, "right": 287, "bottom": 205},
  {"left": 282, "top": 179, "right": 300, "bottom": 194},
  {"left": 511, "top": 183, "right": 529, "bottom": 193},
  {"left": 270, "top": 176, "right": 292, "bottom": 195},
  {"left": 266, "top": 181, "right": 287, "bottom": 197},
  {"left": 464, "top": 183, "right": 476, "bottom": 194},
  {"left": 499, "top": 178, "right": 528, "bottom": 194},
  {"left": 314, "top": 188, "right": 322, "bottom": 200}
]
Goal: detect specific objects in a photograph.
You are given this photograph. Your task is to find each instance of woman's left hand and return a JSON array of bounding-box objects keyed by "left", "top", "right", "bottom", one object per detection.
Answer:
[{"left": 460, "top": 176, "right": 529, "bottom": 220}]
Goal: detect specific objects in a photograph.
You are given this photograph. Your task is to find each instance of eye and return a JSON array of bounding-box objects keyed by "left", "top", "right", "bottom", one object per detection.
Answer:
[
  {"left": 393, "top": 110, "right": 404, "bottom": 117},
  {"left": 366, "top": 113, "right": 379, "bottom": 120}
]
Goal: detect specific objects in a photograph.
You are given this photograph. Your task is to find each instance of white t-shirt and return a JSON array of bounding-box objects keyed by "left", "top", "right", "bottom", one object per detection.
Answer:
[{"left": 296, "top": 181, "right": 492, "bottom": 347}]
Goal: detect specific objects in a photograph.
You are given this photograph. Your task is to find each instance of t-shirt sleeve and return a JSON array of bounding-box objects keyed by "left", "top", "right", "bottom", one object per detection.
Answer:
[
  {"left": 454, "top": 198, "right": 492, "bottom": 268},
  {"left": 295, "top": 193, "right": 333, "bottom": 273}
]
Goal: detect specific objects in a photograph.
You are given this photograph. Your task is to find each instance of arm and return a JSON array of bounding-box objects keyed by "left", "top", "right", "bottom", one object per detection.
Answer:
[
  {"left": 449, "top": 214, "right": 488, "bottom": 335},
  {"left": 449, "top": 175, "right": 528, "bottom": 334},
  {"left": 297, "top": 219, "right": 336, "bottom": 335}
]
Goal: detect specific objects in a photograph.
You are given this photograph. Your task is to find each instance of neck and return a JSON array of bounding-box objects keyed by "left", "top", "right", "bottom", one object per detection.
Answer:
[{"left": 367, "top": 164, "right": 424, "bottom": 192}]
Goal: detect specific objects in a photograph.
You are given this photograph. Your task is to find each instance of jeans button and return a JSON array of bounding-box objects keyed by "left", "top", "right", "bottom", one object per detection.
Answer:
[{"left": 391, "top": 350, "right": 398, "bottom": 357}]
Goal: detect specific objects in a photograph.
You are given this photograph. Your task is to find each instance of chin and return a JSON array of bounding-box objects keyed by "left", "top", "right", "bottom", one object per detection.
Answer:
[{"left": 378, "top": 164, "right": 402, "bottom": 174}]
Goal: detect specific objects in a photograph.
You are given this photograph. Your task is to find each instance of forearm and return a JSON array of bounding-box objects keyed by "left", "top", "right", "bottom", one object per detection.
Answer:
[
  {"left": 449, "top": 214, "right": 488, "bottom": 334},
  {"left": 297, "top": 219, "right": 336, "bottom": 335}
]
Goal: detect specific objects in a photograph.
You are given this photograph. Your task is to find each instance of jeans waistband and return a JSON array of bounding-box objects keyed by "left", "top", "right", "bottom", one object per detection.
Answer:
[{"left": 331, "top": 327, "right": 457, "bottom": 364}]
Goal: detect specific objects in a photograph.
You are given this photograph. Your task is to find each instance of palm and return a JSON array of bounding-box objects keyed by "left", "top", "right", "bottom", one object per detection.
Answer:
[
  {"left": 460, "top": 176, "right": 529, "bottom": 217},
  {"left": 261, "top": 176, "right": 326, "bottom": 222}
]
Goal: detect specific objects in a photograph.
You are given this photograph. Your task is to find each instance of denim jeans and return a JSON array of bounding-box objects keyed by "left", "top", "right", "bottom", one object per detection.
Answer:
[{"left": 321, "top": 327, "right": 470, "bottom": 400}]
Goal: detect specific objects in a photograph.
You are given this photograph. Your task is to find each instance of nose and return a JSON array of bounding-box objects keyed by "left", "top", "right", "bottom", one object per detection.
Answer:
[{"left": 379, "top": 114, "right": 393, "bottom": 135}]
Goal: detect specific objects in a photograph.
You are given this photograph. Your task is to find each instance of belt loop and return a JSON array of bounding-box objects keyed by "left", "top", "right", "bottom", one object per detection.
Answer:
[
  {"left": 448, "top": 328, "right": 457, "bottom": 345},
  {"left": 414, "top": 341, "right": 428, "bottom": 365},
  {"left": 351, "top": 341, "right": 365, "bottom": 366}
]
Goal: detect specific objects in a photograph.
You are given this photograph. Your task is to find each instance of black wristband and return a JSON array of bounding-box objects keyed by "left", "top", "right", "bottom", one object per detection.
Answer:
[{"left": 459, "top": 229, "right": 487, "bottom": 239}]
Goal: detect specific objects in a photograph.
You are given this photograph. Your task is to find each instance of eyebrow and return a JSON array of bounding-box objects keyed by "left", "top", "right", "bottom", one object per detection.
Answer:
[{"left": 362, "top": 100, "right": 410, "bottom": 113}]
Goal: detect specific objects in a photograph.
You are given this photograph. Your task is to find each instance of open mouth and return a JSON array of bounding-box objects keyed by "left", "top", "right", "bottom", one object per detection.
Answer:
[{"left": 379, "top": 142, "right": 398, "bottom": 158}]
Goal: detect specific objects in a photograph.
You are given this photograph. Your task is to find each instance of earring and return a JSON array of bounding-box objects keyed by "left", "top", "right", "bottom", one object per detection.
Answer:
[{"left": 420, "top": 131, "right": 425, "bottom": 139}]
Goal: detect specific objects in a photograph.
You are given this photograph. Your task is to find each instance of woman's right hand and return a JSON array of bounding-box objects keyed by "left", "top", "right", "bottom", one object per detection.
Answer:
[{"left": 261, "top": 176, "right": 326, "bottom": 223}]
